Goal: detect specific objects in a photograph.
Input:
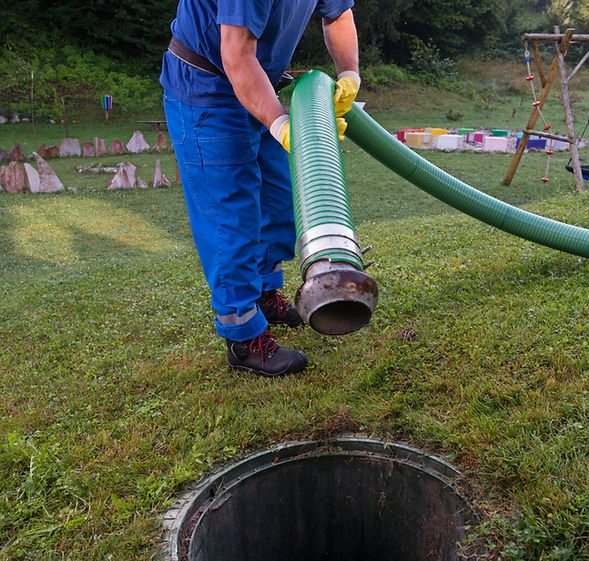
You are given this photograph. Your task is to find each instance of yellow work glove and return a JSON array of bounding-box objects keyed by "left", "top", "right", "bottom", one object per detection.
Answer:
[
  {"left": 336, "top": 117, "right": 348, "bottom": 143},
  {"left": 270, "top": 115, "right": 348, "bottom": 152},
  {"left": 333, "top": 71, "right": 361, "bottom": 117}
]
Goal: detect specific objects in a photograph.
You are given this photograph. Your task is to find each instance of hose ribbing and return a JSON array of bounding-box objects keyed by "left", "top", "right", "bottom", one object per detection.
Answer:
[
  {"left": 289, "top": 70, "right": 363, "bottom": 274},
  {"left": 288, "top": 70, "right": 378, "bottom": 335}
]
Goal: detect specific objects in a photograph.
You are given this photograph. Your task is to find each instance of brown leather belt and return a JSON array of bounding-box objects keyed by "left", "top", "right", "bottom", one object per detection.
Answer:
[
  {"left": 168, "top": 36, "right": 225, "bottom": 76},
  {"left": 167, "top": 36, "right": 293, "bottom": 93}
]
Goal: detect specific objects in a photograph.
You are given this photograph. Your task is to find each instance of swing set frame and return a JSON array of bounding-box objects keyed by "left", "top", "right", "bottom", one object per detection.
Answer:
[{"left": 505, "top": 26, "right": 589, "bottom": 193}]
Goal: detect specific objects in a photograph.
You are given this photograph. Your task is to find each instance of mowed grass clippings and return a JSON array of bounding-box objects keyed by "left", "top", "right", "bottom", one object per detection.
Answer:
[{"left": 2, "top": 78, "right": 589, "bottom": 559}]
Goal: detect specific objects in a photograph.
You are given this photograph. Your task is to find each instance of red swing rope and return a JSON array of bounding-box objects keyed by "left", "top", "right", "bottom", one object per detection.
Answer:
[{"left": 524, "top": 42, "right": 554, "bottom": 182}]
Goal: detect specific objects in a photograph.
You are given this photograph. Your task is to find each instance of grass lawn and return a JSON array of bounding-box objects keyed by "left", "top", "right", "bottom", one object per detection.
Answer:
[{"left": 1, "top": 65, "right": 589, "bottom": 560}]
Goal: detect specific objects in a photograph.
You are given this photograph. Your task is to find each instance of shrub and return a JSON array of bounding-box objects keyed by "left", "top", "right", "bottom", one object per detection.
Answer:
[
  {"left": 408, "top": 39, "right": 458, "bottom": 85},
  {"left": 0, "top": 49, "right": 34, "bottom": 116},
  {"left": 361, "top": 64, "right": 407, "bottom": 91},
  {"left": 0, "top": 45, "right": 161, "bottom": 121}
]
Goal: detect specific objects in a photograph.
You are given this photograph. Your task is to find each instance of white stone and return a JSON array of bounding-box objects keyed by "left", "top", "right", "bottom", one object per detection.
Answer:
[
  {"left": 126, "top": 130, "right": 150, "bottom": 153},
  {"left": 24, "top": 163, "right": 41, "bottom": 193},
  {"left": 33, "top": 152, "right": 64, "bottom": 193}
]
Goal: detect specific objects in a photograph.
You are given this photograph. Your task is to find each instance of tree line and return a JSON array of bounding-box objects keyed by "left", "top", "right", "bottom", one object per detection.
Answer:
[
  {"left": 0, "top": 0, "right": 576, "bottom": 72},
  {"left": 0, "top": 0, "right": 584, "bottom": 119}
]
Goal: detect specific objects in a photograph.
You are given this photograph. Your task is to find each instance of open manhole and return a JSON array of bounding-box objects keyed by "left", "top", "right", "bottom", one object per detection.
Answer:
[{"left": 162, "top": 438, "right": 482, "bottom": 561}]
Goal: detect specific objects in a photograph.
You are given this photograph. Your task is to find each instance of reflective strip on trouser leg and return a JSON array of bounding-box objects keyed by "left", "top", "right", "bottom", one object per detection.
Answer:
[{"left": 163, "top": 91, "right": 295, "bottom": 341}]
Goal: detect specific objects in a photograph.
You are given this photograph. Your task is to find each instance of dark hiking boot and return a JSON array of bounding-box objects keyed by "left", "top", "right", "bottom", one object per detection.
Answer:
[
  {"left": 226, "top": 331, "right": 308, "bottom": 377},
  {"left": 256, "top": 289, "right": 304, "bottom": 327}
]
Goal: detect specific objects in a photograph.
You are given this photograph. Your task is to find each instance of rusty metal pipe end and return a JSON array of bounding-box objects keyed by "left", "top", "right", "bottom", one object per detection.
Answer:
[{"left": 295, "top": 262, "right": 378, "bottom": 335}]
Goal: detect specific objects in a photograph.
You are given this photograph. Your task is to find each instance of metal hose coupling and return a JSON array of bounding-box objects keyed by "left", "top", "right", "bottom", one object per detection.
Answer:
[{"left": 289, "top": 70, "right": 378, "bottom": 335}]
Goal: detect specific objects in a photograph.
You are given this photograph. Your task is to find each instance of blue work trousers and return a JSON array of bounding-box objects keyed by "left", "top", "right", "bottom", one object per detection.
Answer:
[{"left": 163, "top": 90, "right": 296, "bottom": 342}]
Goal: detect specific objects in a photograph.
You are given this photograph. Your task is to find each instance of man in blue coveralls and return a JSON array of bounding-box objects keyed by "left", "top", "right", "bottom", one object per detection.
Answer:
[{"left": 160, "top": 0, "right": 360, "bottom": 377}]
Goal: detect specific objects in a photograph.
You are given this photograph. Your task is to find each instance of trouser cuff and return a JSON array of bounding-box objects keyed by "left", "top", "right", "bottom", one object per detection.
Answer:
[{"left": 215, "top": 308, "right": 268, "bottom": 342}]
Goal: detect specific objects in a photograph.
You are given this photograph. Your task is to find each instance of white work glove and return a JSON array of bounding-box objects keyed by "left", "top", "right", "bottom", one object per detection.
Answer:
[
  {"left": 270, "top": 114, "right": 291, "bottom": 152},
  {"left": 333, "top": 71, "right": 361, "bottom": 117}
]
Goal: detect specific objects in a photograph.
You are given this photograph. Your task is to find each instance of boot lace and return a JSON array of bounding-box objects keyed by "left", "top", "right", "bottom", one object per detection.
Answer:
[
  {"left": 263, "top": 290, "right": 291, "bottom": 318},
  {"left": 249, "top": 331, "right": 278, "bottom": 365}
]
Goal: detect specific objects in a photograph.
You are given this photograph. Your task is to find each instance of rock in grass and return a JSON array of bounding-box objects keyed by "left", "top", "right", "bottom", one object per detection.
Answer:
[
  {"left": 82, "top": 141, "right": 95, "bottom": 157},
  {"left": 108, "top": 138, "right": 126, "bottom": 154},
  {"left": 1, "top": 161, "right": 24, "bottom": 193},
  {"left": 59, "top": 138, "right": 81, "bottom": 157},
  {"left": 152, "top": 159, "right": 171, "bottom": 188},
  {"left": 107, "top": 162, "right": 137, "bottom": 189},
  {"left": 33, "top": 152, "right": 64, "bottom": 193},
  {"left": 126, "top": 130, "right": 150, "bottom": 153},
  {"left": 24, "top": 163, "right": 40, "bottom": 193},
  {"left": 154, "top": 131, "right": 167, "bottom": 152},
  {"left": 9, "top": 143, "right": 24, "bottom": 162},
  {"left": 94, "top": 137, "right": 106, "bottom": 156}
]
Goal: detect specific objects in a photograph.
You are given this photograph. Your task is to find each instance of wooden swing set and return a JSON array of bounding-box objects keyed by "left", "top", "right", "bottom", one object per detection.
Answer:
[{"left": 505, "top": 27, "right": 589, "bottom": 193}]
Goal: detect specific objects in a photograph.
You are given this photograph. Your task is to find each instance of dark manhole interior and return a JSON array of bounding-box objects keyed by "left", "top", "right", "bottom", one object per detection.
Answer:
[{"left": 163, "top": 438, "right": 482, "bottom": 561}]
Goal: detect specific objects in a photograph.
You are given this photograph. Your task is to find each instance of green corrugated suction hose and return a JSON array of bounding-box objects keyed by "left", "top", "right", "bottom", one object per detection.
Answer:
[
  {"left": 343, "top": 101, "right": 589, "bottom": 258},
  {"left": 289, "top": 70, "right": 364, "bottom": 275},
  {"left": 287, "top": 69, "right": 589, "bottom": 334},
  {"left": 288, "top": 70, "right": 378, "bottom": 335}
]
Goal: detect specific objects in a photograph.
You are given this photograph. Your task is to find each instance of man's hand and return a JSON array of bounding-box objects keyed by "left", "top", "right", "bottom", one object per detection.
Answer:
[
  {"left": 270, "top": 114, "right": 348, "bottom": 152},
  {"left": 333, "top": 71, "right": 360, "bottom": 117},
  {"left": 336, "top": 117, "right": 347, "bottom": 142},
  {"left": 270, "top": 114, "right": 291, "bottom": 152}
]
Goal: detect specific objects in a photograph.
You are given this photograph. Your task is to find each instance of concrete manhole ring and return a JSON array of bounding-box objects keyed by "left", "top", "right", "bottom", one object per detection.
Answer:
[{"left": 162, "top": 437, "right": 482, "bottom": 561}]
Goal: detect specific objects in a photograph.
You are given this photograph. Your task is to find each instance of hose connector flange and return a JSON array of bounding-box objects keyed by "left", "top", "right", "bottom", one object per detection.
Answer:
[{"left": 296, "top": 261, "right": 378, "bottom": 335}]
